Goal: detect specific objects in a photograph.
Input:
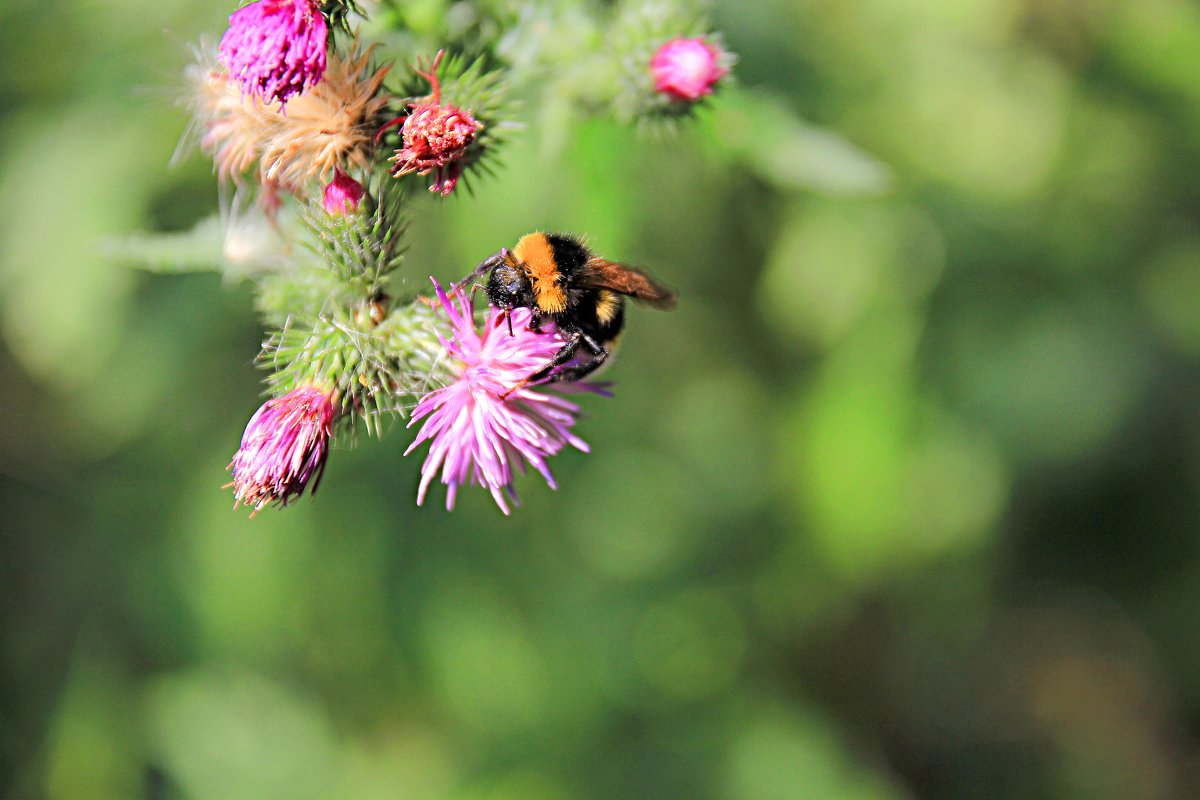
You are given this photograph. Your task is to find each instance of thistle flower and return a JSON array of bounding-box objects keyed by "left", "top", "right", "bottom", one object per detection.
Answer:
[
  {"left": 322, "top": 168, "right": 365, "bottom": 214},
  {"left": 228, "top": 385, "right": 336, "bottom": 514},
  {"left": 385, "top": 51, "right": 481, "bottom": 196},
  {"left": 220, "top": 0, "right": 328, "bottom": 107},
  {"left": 405, "top": 281, "right": 599, "bottom": 514},
  {"left": 650, "top": 37, "right": 729, "bottom": 102},
  {"left": 196, "top": 44, "right": 390, "bottom": 186}
]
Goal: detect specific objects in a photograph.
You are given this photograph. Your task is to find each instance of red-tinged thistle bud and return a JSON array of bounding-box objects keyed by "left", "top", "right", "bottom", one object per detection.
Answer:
[
  {"left": 322, "top": 168, "right": 365, "bottom": 215},
  {"left": 219, "top": 0, "right": 328, "bottom": 108},
  {"left": 383, "top": 51, "right": 481, "bottom": 196},
  {"left": 650, "top": 37, "right": 729, "bottom": 102},
  {"left": 227, "top": 385, "right": 336, "bottom": 515}
]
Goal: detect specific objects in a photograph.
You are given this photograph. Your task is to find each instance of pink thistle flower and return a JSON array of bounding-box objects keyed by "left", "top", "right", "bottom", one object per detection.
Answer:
[
  {"left": 219, "top": 0, "right": 328, "bottom": 108},
  {"left": 322, "top": 168, "right": 365, "bottom": 215},
  {"left": 381, "top": 51, "right": 481, "bottom": 196},
  {"left": 228, "top": 385, "right": 336, "bottom": 515},
  {"left": 405, "top": 280, "right": 601, "bottom": 514},
  {"left": 650, "top": 37, "right": 729, "bottom": 102}
]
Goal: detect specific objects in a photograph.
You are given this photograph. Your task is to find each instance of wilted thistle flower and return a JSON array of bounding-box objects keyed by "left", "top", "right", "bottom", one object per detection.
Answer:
[
  {"left": 195, "top": 44, "right": 390, "bottom": 186},
  {"left": 405, "top": 281, "right": 599, "bottom": 514},
  {"left": 228, "top": 385, "right": 336, "bottom": 515},
  {"left": 650, "top": 37, "right": 729, "bottom": 102},
  {"left": 386, "top": 51, "right": 481, "bottom": 196},
  {"left": 322, "top": 168, "right": 365, "bottom": 214},
  {"left": 220, "top": 0, "right": 328, "bottom": 107}
]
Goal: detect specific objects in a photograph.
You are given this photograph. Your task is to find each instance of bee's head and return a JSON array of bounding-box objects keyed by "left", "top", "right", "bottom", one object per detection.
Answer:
[{"left": 485, "top": 259, "right": 533, "bottom": 311}]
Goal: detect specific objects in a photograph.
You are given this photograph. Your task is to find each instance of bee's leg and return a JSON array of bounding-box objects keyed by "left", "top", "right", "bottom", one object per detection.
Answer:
[
  {"left": 550, "top": 337, "right": 609, "bottom": 383},
  {"left": 528, "top": 311, "right": 546, "bottom": 334},
  {"left": 500, "top": 330, "right": 590, "bottom": 399}
]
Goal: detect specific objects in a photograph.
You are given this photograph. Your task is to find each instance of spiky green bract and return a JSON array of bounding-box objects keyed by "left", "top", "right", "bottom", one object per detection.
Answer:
[
  {"left": 376, "top": 52, "right": 516, "bottom": 195},
  {"left": 254, "top": 179, "right": 408, "bottom": 326},
  {"left": 607, "top": 0, "right": 735, "bottom": 130},
  {"left": 262, "top": 299, "right": 453, "bottom": 438},
  {"left": 320, "top": 0, "right": 367, "bottom": 35},
  {"left": 301, "top": 178, "right": 408, "bottom": 295},
  {"left": 256, "top": 180, "right": 453, "bottom": 436}
]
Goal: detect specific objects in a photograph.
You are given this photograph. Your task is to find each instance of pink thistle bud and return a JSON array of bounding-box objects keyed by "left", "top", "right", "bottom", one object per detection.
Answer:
[
  {"left": 219, "top": 0, "right": 328, "bottom": 108},
  {"left": 382, "top": 51, "right": 481, "bottom": 196},
  {"left": 227, "top": 385, "right": 336, "bottom": 515},
  {"left": 322, "top": 168, "right": 365, "bottom": 215},
  {"left": 405, "top": 280, "right": 604, "bottom": 514},
  {"left": 650, "top": 37, "right": 729, "bottom": 102}
]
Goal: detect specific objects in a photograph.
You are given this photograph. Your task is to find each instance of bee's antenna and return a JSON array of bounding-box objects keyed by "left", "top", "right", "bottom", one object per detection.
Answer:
[
  {"left": 505, "top": 308, "right": 514, "bottom": 337},
  {"left": 455, "top": 248, "right": 509, "bottom": 295}
]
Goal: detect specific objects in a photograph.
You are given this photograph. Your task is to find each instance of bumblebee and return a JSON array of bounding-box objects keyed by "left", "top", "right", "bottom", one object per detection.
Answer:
[{"left": 461, "top": 232, "right": 676, "bottom": 392}]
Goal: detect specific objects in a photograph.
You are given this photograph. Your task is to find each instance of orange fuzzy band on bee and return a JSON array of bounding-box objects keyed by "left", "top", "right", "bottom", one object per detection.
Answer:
[{"left": 512, "top": 232, "right": 568, "bottom": 314}]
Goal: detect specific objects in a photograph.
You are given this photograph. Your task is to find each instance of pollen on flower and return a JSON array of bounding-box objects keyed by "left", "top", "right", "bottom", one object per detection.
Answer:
[
  {"left": 384, "top": 51, "right": 481, "bottom": 196},
  {"left": 404, "top": 280, "right": 602, "bottom": 514},
  {"left": 220, "top": 0, "right": 328, "bottom": 107},
  {"left": 650, "top": 37, "right": 729, "bottom": 102},
  {"left": 228, "top": 385, "right": 336, "bottom": 515}
]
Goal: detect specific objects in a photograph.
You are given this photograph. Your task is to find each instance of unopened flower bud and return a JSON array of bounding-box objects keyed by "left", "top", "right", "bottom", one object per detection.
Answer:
[
  {"left": 227, "top": 385, "right": 336, "bottom": 515},
  {"left": 322, "top": 168, "right": 365, "bottom": 215},
  {"left": 219, "top": 0, "right": 328, "bottom": 107},
  {"left": 650, "top": 37, "right": 729, "bottom": 102}
]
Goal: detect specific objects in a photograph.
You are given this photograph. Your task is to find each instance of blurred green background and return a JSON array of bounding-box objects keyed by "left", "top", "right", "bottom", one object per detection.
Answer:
[{"left": 5, "top": 0, "right": 1200, "bottom": 798}]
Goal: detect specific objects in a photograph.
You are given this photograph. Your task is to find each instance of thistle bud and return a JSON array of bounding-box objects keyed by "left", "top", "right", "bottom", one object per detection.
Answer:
[
  {"left": 650, "top": 37, "right": 729, "bottom": 102},
  {"left": 322, "top": 168, "right": 365, "bottom": 215},
  {"left": 227, "top": 385, "right": 336, "bottom": 515},
  {"left": 219, "top": 0, "right": 328, "bottom": 107}
]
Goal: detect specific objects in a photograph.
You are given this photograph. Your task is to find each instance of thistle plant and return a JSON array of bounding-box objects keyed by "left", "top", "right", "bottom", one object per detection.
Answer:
[{"left": 133, "top": 0, "right": 734, "bottom": 515}]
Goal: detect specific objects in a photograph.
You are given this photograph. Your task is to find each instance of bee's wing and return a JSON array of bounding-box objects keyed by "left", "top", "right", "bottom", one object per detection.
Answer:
[{"left": 578, "top": 259, "right": 677, "bottom": 309}]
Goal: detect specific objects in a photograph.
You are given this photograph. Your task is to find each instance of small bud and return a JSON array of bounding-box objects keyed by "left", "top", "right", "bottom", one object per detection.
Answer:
[
  {"left": 219, "top": 0, "right": 328, "bottom": 107},
  {"left": 650, "top": 37, "right": 729, "bottom": 102},
  {"left": 322, "top": 168, "right": 365, "bottom": 215},
  {"left": 227, "top": 385, "right": 336, "bottom": 515}
]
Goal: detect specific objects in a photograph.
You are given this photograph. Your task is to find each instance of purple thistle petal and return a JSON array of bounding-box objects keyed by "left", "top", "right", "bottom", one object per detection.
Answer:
[
  {"left": 405, "top": 279, "right": 606, "bottom": 513},
  {"left": 219, "top": 0, "right": 328, "bottom": 108},
  {"left": 228, "top": 385, "right": 336, "bottom": 515}
]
